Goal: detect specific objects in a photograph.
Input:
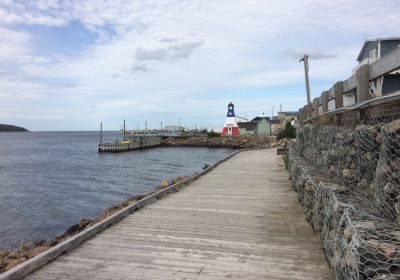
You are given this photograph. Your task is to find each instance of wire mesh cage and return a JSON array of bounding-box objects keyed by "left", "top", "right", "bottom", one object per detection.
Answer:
[{"left": 289, "top": 119, "right": 400, "bottom": 279}]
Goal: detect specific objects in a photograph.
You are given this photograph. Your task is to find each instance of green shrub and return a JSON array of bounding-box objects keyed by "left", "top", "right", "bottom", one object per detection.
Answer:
[
  {"left": 207, "top": 130, "right": 220, "bottom": 137},
  {"left": 277, "top": 121, "right": 296, "bottom": 140}
]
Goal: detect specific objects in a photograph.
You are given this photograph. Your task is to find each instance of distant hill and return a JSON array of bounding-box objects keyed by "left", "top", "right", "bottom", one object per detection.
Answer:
[{"left": 0, "top": 124, "right": 28, "bottom": 132}]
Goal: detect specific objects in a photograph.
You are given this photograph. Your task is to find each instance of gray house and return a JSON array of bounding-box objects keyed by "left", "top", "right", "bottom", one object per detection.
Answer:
[
  {"left": 355, "top": 37, "right": 400, "bottom": 96},
  {"left": 357, "top": 37, "right": 400, "bottom": 62},
  {"left": 238, "top": 117, "right": 272, "bottom": 136}
]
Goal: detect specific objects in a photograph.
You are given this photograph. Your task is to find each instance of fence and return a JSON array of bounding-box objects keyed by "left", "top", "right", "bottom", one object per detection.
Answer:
[{"left": 289, "top": 118, "right": 400, "bottom": 280}]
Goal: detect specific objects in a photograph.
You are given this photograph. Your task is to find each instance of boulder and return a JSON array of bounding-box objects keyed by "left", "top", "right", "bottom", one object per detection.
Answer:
[
  {"left": 4, "top": 257, "right": 27, "bottom": 271},
  {"left": 160, "top": 180, "right": 169, "bottom": 188},
  {"left": 30, "top": 245, "right": 50, "bottom": 257}
]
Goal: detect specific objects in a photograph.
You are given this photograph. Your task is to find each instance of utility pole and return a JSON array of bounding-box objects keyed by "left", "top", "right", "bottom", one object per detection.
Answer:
[
  {"left": 272, "top": 106, "right": 274, "bottom": 118},
  {"left": 178, "top": 118, "right": 181, "bottom": 132},
  {"left": 280, "top": 104, "right": 282, "bottom": 113},
  {"left": 161, "top": 121, "right": 163, "bottom": 130},
  {"left": 300, "top": 55, "right": 311, "bottom": 105},
  {"left": 145, "top": 121, "right": 147, "bottom": 131}
]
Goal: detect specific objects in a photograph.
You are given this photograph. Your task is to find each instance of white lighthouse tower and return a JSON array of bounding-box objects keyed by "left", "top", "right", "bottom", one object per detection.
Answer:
[{"left": 222, "top": 102, "right": 240, "bottom": 136}]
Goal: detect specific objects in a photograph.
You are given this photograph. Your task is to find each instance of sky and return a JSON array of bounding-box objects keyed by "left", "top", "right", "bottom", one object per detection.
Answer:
[{"left": 0, "top": 0, "right": 400, "bottom": 131}]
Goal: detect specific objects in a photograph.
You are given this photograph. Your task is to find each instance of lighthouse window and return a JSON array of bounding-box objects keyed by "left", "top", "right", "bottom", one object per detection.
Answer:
[{"left": 228, "top": 127, "right": 232, "bottom": 132}]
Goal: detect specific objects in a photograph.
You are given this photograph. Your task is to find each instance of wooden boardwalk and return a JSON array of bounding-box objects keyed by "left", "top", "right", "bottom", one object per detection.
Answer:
[{"left": 25, "top": 149, "right": 333, "bottom": 279}]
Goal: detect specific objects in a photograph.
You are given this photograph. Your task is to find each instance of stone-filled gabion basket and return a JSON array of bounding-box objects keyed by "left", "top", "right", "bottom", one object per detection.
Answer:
[{"left": 288, "top": 120, "right": 400, "bottom": 280}]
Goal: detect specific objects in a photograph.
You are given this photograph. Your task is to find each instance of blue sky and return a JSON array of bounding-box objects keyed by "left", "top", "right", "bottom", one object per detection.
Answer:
[{"left": 1, "top": 0, "right": 400, "bottom": 131}]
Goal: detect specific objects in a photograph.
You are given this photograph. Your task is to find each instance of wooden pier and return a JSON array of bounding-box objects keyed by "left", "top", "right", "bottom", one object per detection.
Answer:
[
  {"left": 3, "top": 149, "right": 333, "bottom": 279},
  {"left": 98, "top": 136, "right": 161, "bottom": 153}
]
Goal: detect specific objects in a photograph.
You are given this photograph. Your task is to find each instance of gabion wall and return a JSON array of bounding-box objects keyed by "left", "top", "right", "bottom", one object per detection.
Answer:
[{"left": 289, "top": 120, "right": 400, "bottom": 280}]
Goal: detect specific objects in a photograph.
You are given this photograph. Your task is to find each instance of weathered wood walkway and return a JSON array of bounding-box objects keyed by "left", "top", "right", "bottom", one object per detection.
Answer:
[{"left": 25, "top": 149, "right": 333, "bottom": 279}]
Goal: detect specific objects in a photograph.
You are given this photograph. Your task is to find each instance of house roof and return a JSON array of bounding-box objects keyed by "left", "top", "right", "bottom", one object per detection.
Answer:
[
  {"left": 235, "top": 116, "right": 249, "bottom": 122},
  {"left": 238, "top": 121, "right": 257, "bottom": 130},
  {"left": 270, "top": 119, "right": 280, "bottom": 124},
  {"left": 278, "top": 111, "right": 298, "bottom": 116},
  {"left": 356, "top": 37, "right": 400, "bottom": 62},
  {"left": 251, "top": 116, "right": 271, "bottom": 122}
]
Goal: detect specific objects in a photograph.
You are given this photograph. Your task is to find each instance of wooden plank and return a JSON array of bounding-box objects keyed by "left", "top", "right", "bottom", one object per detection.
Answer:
[{"left": 18, "top": 149, "right": 334, "bottom": 279}]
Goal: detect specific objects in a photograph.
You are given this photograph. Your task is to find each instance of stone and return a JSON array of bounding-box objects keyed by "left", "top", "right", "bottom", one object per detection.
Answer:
[
  {"left": 342, "top": 169, "right": 353, "bottom": 179},
  {"left": 4, "top": 257, "right": 27, "bottom": 271},
  {"left": 385, "top": 119, "right": 400, "bottom": 134},
  {"left": 30, "top": 245, "right": 50, "bottom": 257},
  {"left": 174, "top": 176, "right": 189, "bottom": 183},
  {"left": 392, "top": 231, "right": 400, "bottom": 241},
  {"left": 0, "top": 251, "right": 9, "bottom": 259},
  {"left": 383, "top": 164, "right": 392, "bottom": 174},
  {"left": 160, "top": 180, "right": 169, "bottom": 188},
  {"left": 344, "top": 228, "right": 353, "bottom": 240},
  {"left": 127, "top": 194, "right": 144, "bottom": 201},
  {"left": 367, "top": 240, "right": 397, "bottom": 259},
  {"left": 376, "top": 132, "right": 383, "bottom": 143},
  {"left": 384, "top": 183, "right": 395, "bottom": 195},
  {"left": 79, "top": 218, "right": 92, "bottom": 229}
]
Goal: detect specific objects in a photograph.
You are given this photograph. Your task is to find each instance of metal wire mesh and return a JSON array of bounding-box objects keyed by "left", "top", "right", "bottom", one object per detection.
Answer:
[{"left": 289, "top": 119, "right": 400, "bottom": 280}]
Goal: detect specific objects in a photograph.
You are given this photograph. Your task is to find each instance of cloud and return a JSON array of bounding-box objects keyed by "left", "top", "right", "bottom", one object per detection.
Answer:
[
  {"left": 55, "top": 83, "right": 77, "bottom": 88},
  {"left": 160, "top": 37, "right": 179, "bottom": 43},
  {"left": 1, "top": 0, "right": 400, "bottom": 130},
  {"left": 135, "top": 40, "right": 203, "bottom": 62},
  {"left": 136, "top": 47, "right": 167, "bottom": 61},
  {"left": 131, "top": 63, "right": 149, "bottom": 72},
  {"left": 169, "top": 41, "right": 204, "bottom": 59},
  {"left": 285, "top": 48, "right": 338, "bottom": 60},
  {"left": 0, "top": 27, "right": 32, "bottom": 61}
]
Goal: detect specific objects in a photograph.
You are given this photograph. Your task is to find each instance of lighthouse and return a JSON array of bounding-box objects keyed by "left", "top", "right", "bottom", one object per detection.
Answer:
[{"left": 222, "top": 102, "right": 240, "bottom": 136}]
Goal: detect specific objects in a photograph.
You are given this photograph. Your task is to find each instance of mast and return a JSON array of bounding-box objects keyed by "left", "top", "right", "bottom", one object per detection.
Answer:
[
  {"left": 123, "top": 120, "right": 126, "bottom": 141},
  {"left": 100, "top": 122, "right": 103, "bottom": 145}
]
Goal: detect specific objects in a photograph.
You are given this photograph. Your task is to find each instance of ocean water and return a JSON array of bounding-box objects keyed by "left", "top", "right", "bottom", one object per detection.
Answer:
[{"left": 0, "top": 131, "right": 233, "bottom": 250}]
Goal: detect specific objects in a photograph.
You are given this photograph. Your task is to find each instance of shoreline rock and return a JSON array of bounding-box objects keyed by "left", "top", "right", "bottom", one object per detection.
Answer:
[{"left": 161, "top": 135, "right": 277, "bottom": 149}]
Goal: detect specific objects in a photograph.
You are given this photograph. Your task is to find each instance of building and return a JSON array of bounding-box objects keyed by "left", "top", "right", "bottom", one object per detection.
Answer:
[
  {"left": 356, "top": 37, "right": 400, "bottom": 65},
  {"left": 238, "top": 117, "right": 272, "bottom": 136},
  {"left": 349, "top": 37, "right": 400, "bottom": 103},
  {"left": 165, "top": 125, "right": 183, "bottom": 132},
  {"left": 318, "top": 97, "right": 322, "bottom": 114},
  {"left": 270, "top": 119, "right": 281, "bottom": 134},
  {"left": 328, "top": 90, "right": 335, "bottom": 111},
  {"left": 222, "top": 102, "right": 240, "bottom": 136},
  {"left": 238, "top": 121, "right": 257, "bottom": 135},
  {"left": 277, "top": 111, "right": 298, "bottom": 123}
]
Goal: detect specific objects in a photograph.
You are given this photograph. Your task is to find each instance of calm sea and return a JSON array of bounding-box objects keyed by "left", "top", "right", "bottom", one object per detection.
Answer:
[{"left": 0, "top": 131, "right": 232, "bottom": 250}]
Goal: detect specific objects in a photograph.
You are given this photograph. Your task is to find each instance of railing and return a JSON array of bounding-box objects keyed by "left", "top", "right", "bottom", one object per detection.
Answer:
[{"left": 298, "top": 46, "right": 400, "bottom": 125}]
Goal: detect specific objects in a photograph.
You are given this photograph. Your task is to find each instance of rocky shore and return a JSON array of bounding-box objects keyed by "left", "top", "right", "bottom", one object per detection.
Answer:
[
  {"left": 161, "top": 135, "right": 277, "bottom": 149},
  {"left": 0, "top": 175, "right": 189, "bottom": 273}
]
